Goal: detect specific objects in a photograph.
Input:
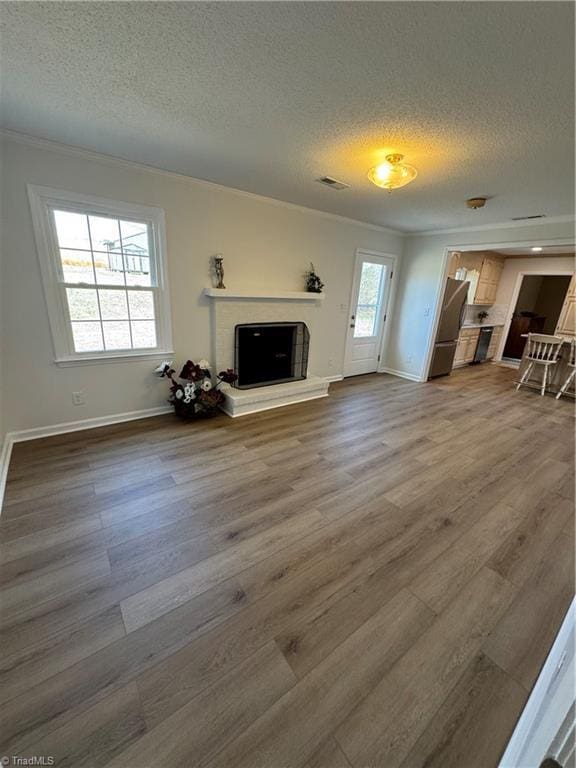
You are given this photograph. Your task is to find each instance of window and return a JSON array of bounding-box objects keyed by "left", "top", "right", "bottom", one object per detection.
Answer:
[
  {"left": 28, "top": 186, "right": 173, "bottom": 365},
  {"left": 354, "top": 261, "right": 385, "bottom": 337}
]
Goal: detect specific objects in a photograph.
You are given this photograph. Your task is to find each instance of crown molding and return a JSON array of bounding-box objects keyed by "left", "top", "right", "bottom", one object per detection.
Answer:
[
  {"left": 4, "top": 128, "right": 572, "bottom": 240},
  {"left": 0, "top": 128, "right": 405, "bottom": 237},
  {"left": 411, "top": 215, "right": 576, "bottom": 237}
]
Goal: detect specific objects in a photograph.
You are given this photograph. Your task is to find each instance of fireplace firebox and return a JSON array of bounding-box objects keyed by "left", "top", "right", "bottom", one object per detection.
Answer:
[{"left": 234, "top": 322, "right": 309, "bottom": 389}]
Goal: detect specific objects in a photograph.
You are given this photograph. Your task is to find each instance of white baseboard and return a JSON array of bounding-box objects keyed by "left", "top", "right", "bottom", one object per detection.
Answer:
[
  {"left": 0, "top": 435, "right": 14, "bottom": 514},
  {"left": 6, "top": 405, "right": 173, "bottom": 445},
  {"left": 0, "top": 405, "right": 173, "bottom": 513},
  {"left": 325, "top": 375, "right": 344, "bottom": 383},
  {"left": 379, "top": 366, "right": 425, "bottom": 383}
]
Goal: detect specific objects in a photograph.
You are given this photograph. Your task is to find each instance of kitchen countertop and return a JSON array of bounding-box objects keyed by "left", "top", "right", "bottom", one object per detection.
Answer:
[{"left": 461, "top": 323, "right": 505, "bottom": 329}]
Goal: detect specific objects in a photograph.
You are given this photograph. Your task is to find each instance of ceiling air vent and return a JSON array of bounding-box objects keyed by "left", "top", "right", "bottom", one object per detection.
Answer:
[
  {"left": 511, "top": 214, "right": 546, "bottom": 221},
  {"left": 316, "top": 176, "right": 350, "bottom": 191}
]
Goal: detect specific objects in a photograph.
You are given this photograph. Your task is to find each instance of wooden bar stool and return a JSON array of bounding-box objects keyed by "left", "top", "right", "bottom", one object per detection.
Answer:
[
  {"left": 556, "top": 338, "right": 576, "bottom": 400},
  {"left": 516, "top": 333, "right": 564, "bottom": 396}
]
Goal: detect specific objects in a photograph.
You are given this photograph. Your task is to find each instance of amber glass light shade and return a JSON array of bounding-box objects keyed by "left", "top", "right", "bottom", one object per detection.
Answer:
[{"left": 368, "top": 153, "right": 418, "bottom": 191}]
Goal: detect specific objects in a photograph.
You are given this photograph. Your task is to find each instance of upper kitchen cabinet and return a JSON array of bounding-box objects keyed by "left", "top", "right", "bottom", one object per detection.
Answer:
[
  {"left": 474, "top": 256, "right": 504, "bottom": 305},
  {"left": 450, "top": 251, "right": 504, "bottom": 305},
  {"left": 555, "top": 274, "right": 576, "bottom": 337}
]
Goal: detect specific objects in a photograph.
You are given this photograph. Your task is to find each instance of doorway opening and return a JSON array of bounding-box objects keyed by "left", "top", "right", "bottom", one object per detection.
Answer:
[{"left": 502, "top": 275, "right": 572, "bottom": 362}]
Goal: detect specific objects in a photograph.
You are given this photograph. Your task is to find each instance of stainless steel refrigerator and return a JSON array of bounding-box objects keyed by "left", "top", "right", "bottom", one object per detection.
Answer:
[{"left": 428, "top": 277, "right": 470, "bottom": 378}]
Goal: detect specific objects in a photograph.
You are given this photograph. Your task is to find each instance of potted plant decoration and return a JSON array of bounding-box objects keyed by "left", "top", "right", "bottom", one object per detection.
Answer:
[
  {"left": 154, "top": 359, "right": 237, "bottom": 419},
  {"left": 305, "top": 263, "right": 324, "bottom": 293}
]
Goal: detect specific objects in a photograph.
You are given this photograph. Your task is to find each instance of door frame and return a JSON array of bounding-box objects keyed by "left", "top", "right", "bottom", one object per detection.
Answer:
[
  {"left": 343, "top": 248, "right": 398, "bottom": 377},
  {"left": 422, "top": 237, "right": 575, "bottom": 380},
  {"left": 499, "top": 269, "right": 573, "bottom": 364}
]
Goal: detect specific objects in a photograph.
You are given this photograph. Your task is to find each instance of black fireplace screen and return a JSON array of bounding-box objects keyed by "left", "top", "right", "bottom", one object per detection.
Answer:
[{"left": 234, "top": 322, "right": 309, "bottom": 389}]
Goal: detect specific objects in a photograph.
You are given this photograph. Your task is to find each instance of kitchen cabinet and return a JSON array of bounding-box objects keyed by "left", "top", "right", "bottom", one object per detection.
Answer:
[
  {"left": 555, "top": 274, "right": 576, "bottom": 337},
  {"left": 453, "top": 327, "right": 480, "bottom": 367},
  {"left": 474, "top": 257, "right": 504, "bottom": 305},
  {"left": 450, "top": 251, "right": 504, "bottom": 305},
  {"left": 453, "top": 325, "right": 503, "bottom": 368}
]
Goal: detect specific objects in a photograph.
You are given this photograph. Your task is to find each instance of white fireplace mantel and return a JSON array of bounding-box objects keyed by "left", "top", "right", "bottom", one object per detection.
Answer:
[{"left": 203, "top": 288, "right": 325, "bottom": 301}]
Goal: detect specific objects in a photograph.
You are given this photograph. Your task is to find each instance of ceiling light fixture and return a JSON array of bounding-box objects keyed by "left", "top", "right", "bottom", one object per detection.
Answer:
[
  {"left": 368, "top": 154, "right": 417, "bottom": 192},
  {"left": 466, "top": 197, "right": 487, "bottom": 210},
  {"left": 531, "top": 246, "right": 543, "bottom": 252}
]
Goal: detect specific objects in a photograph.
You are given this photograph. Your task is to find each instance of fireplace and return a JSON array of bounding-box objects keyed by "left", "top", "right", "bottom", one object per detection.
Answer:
[{"left": 234, "top": 322, "right": 309, "bottom": 389}]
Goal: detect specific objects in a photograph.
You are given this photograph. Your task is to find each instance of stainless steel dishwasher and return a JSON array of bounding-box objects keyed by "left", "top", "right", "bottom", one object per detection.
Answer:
[{"left": 472, "top": 326, "right": 493, "bottom": 363}]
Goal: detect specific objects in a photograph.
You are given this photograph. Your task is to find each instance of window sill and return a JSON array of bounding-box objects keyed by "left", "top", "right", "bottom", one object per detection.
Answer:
[{"left": 54, "top": 350, "right": 174, "bottom": 367}]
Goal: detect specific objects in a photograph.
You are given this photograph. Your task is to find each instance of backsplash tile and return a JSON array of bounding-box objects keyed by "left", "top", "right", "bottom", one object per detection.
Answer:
[{"left": 464, "top": 303, "right": 508, "bottom": 326}]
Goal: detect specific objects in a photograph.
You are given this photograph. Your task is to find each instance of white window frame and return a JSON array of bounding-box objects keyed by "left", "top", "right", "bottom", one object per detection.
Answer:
[{"left": 27, "top": 185, "right": 174, "bottom": 366}]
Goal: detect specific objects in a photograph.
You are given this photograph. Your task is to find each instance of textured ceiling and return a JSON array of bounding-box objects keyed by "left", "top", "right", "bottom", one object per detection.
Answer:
[{"left": 1, "top": 2, "right": 574, "bottom": 232}]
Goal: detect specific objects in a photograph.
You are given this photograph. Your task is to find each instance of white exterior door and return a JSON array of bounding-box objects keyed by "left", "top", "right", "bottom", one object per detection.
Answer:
[{"left": 344, "top": 251, "right": 394, "bottom": 377}]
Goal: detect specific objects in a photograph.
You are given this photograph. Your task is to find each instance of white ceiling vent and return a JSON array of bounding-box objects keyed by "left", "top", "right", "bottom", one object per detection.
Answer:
[
  {"left": 316, "top": 176, "right": 350, "bottom": 191},
  {"left": 510, "top": 214, "right": 546, "bottom": 221}
]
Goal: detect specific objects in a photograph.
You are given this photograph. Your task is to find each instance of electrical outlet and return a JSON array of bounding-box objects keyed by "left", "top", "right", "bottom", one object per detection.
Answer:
[
  {"left": 424, "top": 307, "right": 431, "bottom": 317},
  {"left": 72, "top": 391, "right": 86, "bottom": 406},
  {"left": 328, "top": 355, "right": 335, "bottom": 369}
]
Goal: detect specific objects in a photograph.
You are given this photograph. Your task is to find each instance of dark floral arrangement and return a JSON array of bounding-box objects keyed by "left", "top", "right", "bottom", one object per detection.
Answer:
[
  {"left": 305, "top": 262, "right": 324, "bottom": 293},
  {"left": 477, "top": 310, "right": 489, "bottom": 323},
  {"left": 154, "top": 359, "right": 237, "bottom": 419}
]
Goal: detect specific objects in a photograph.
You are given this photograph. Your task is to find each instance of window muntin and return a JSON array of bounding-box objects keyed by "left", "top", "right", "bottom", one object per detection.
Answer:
[
  {"left": 52, "top": 209, "right": 158, "bottom": 354},
  {"left": 28, "top": 186, "right": 172, "bottom": 364}
]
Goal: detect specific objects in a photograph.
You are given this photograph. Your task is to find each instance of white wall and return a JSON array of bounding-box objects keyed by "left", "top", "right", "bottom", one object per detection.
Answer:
[
  {"left": 2, "top": 131, "right": 574, "bottom": 436},
  {"left": 495, "top": 256, "right": 575, "bottom": 309},
  {"left": 0, "top": 134, "right": 403, "bottom": 435},
  {"left": 388, "top": 225, "right": 576, "bottom": 380}
]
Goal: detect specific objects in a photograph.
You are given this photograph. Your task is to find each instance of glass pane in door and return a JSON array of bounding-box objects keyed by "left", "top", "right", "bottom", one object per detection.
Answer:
[{"left": 354, "top": 262, "right": 385, "bottom": 337}]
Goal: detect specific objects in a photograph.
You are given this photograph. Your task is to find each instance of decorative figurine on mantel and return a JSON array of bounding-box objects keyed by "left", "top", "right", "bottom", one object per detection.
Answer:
[
  {"left": 213, "top": 254, "right": 226, "bottom": 289},
  {"left": 305, "top": 262, "right": 324, "bottom": 293}
]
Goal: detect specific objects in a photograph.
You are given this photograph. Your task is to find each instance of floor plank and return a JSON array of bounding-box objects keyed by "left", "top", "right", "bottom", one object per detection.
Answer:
[
  {"left": 484, "top": 521, "right": 575, "bottom": 691},
  {"left": 203, "top": 589, "right": 434, "bottom": 768},
  {"left": 120, "top": 507, "right": 326, "bottom": 632},
  {"left": 334, "top": 567, "right": 517, "bottom": 768},
  {"left": 398, "top": 652, "right": 528, "bottom": 768},
  {"left": 17, "top": 683, "right": 146, "bottom": 768},
  {"left": 0, "top": 365, "right": 572, "bottom": 768},
  {"left": 105, "top": 642, "right": 296, "bottom": 768},
  {"left": 0, "top": 604, "right": 125, "bottom": 703},
  {"left": 306, "top": 738, "right": 352, "bottom": 768},
  {"left": 409, "top": 500, "right": 525, "bottom": 614}
]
